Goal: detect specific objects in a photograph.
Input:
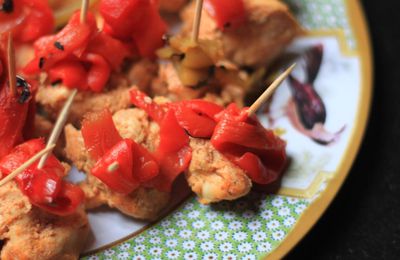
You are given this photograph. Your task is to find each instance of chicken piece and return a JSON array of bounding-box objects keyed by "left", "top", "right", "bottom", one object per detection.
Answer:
[
  {"left": 32, "top": 114, "right": 66, "bottom": 158},
  {"left": 152, "top": 63, "right": 206, "bottom": 101},
  {"left": 37, "top": 85, "right": 132, "bottom": 126},
  {"left": 186, "top": 138, "right": 252, "bottom": 204},
  {"left": 159, "top": 0, "right": 187, "bottom": 13},
  {"left": 64, "top": 108, "right": 169, "bottom": 220},
  {"left": 126, "top": 59, "right": 159, "bottom": 92},
  {"left": 37, "top": 59, "right": 158, "bottom": 126},
  {"left": 181, "top": 0, "right": 301, "bottom": 67},
  {"left": 151, "top": 63, "right": 245, "bottom": 105},
  {"left": 0, "top": 182, "right": 89, "bottom": 260}
]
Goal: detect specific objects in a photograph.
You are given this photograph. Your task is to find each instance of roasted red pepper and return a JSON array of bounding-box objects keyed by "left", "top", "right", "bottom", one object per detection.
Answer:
[
  {"left": 23, "top": 11, "right": 97, "bottom": 74},
  {"left": 130, "top": 88, "right": 166, "bottom": 123},
  {"left": 86, "top": 31, "right": 131, "bottom": 70},
  {"left": 211, "top": 104, "right": 286, "bottom": 185},
  {"left": 81, "top": 109, "right": 123, "bottom": 160},
  {"left": 23, "top": 10, "right": 130, "bottom": 92},
  {"left": 174, "top": 100, "right": 223, "bottom": 138},
  {"left": 145, "top": 109, "right": 192, "bottom": 192},
  {"left": 91, "top": 139, "right": 139, "bottom": 194},
  {"left": 0, "top": 139, "right": 84, "bottom": 216},
  {"left": 81, "top": 109, "right": 160, "bottom": 193},
  {"left": 131, "top": 140, "right": 159, "bottom": 182},
  {"left": 0, "top": 73, "right": 35, "bottom": 159},
  {"left": 130, "top": 90, "right": 192, "bottom": 192},
  {"left": 100, "top": 0, "right": 167, "bottom": 58},
  {"left": 130, "top": 2, "right": 167, "bottom": 58},
  {"left": 204, "top": 0, "right": 246, "bottom": 31},
  {"left": 0, "top": 0, "right": 54, "bottom": 43}
]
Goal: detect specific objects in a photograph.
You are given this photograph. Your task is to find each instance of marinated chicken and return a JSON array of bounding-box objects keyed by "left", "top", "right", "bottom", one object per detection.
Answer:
[
  {"left": 181, "top": 0, "right": 301, "bottom": 67},
  {"left": 65, "top": 108, "right": 170, "bottom": 220},
  {"left": 186, "top": 138, "right": 252, "bottom": 204},
  {"left": 0, "top": 182, "right": 89, "bottom": 260},
  {"left": 151, "top": 62, "right": 246, "bottom": 106},
  {"left": 65, "top": 104, "right": 252, "bottom": 206},
  {"left": 36, "top": 59, "right": 158, "bottom": 126}
]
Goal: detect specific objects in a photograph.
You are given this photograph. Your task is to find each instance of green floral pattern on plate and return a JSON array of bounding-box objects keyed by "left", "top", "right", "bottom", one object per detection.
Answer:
[{"left": 84, "top": 193, "right": 310, "bottom": 260}]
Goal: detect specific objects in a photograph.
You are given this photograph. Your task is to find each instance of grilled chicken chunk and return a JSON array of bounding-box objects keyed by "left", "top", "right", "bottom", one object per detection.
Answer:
[
  {"left": 186, "top": 138, "right": 251, "bottom": 204},
  {"left": 181, "top": 0, "right": 301, "bottom": 67},
  {"left": 0, "top": 182, "right": 89, "bottom": 260},
  {"left": 64, "top": 108, "right": 169, "bottom": 220},
  {"left": 65, "top": 104, "right": 251, "bottom": 206},
  {"left": 36, "top": 59, "right": 158, "bottom": 126}
]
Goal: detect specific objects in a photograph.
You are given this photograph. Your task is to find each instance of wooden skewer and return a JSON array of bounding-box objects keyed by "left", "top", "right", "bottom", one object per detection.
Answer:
[
  {"left": 0, "top": 144, "right": 56, "bottom": 187},
  {"left": 247, "top": 63, "right": 297, "bottom": 117},
  {"left": 80, "top": 0, "right": 89, "bottom": 24},
  {"left": 7, "top": 32, "right": 17, "bottom": 97},
  {"left": 191, "top": 0, "right": 204, "bottom": 43},
  {"left": 37, "top": 89, "right": 77, "bottom": 169},
  {"left": 108, "top": 161, "right": 119, "bottom": 172}
]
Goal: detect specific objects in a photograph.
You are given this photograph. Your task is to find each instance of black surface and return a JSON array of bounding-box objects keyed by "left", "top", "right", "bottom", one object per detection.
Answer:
[{"left": 286, "top": 1, "right": 400, "bottom": 259}]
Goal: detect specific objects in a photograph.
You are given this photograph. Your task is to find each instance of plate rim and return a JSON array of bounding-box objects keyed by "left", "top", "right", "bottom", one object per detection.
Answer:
[{"left": 265, "top": 1, "right": 373, "bottom": 259}]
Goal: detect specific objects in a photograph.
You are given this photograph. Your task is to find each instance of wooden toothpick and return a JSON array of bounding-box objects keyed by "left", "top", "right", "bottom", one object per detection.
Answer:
[
  {"left": 7, "top": 32, "right": 16, "bottom": 97},
  {"left": 80, "top": 0, "right": 89, "bottom": 24},
  {"left": 37, "top": 89, "right": 77, "bottom": 169},
  {"left": 191, "top": 0, "right": 204, "bottom": 43},
  {"left": 247, "top": 63, "right": 297, "bottom": 117},
  {"left": 0, "top": 144, "right": 56, "bottom": 187},
  {"left": 107, "top": 161, "right": 119, "bottom": 172}
]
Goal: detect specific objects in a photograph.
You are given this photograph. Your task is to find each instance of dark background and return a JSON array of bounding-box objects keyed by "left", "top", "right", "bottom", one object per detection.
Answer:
[{"left": 287, "top": 1, "right": 400, "bottom": 259}]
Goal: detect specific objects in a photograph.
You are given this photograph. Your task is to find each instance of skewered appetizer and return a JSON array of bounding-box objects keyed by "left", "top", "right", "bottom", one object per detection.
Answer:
[
  {"left": 181, "top": 0, "right": 301, "bottom": 67},
  {"left": 64, "top": 89, "right": 286, "bottom": 205},
  {"left": 0, "top": 0, "right": 300, "bottom": 258},
  {"left": 0, "top": 42, "right": 88, "bottom": 259}
]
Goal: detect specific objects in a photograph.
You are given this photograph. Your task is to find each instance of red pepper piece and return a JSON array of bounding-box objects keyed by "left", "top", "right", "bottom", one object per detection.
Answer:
[
  {"left": 0, "top": 0, "right": 54, "bottom": 43},
  {"left": 87, "top": 31, "right": 131, "bottom": 70},
  {"left": 38, "top": 182, "right": 85, "bottom": 216},
  {"left": 48, "top": 60, "right": 88, "bottom": 89},
  {"left": 0, "top": 139, "right": 84, "bottom": 216},
  {"left": 131, "top": 141, "right": 159, "bottom": 182},
  {"left": 145, "top": 109, "right": 192, "bottom": 192},
  {"left": 23, "top": 11, "right": 97, "bottom": 74},
  {"left": 100, "top": 0, "right": 167, "bottom": 58},
  {"left": 81, "top": 109, "right": 123, "bottom": 160},
  {"left": 130, "top": 3, "right": 167, "bottom": 58},
  {"left": 211, "top": 104, "right": 286, "bottom": 185},
  {"left": 99, "top": 0, "right": 149, "bottom": 38},
  {"left": 129, "top": 88, "right": 166, "bottom": 123},
  {"left": 13, "top": 0, "right": 54, "bottom": 43},
  {"left": 91, "top": 139, "right": 139, "bottom": 194},
  {"left": 20, "top": 167, "right": 62, "bottom": 205},
  {"left": 204, "top": 0, "right": 246, "bottom": 31},
  {"left": 82, "top": 52, "right": 111, "bottom": 92},
  {"left": 0, "top": 80, "right": 31, "bottom": 158},
  {"left": 174, "top": 100, "right": 223, "bottom": 138}
]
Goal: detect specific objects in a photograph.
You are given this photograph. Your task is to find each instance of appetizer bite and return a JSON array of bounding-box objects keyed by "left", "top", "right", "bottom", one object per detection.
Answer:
[
  {"left": 0, "top": 39, "right": 88, "bottom": 259},
  {"left": 181, "top": 0, "right": 302, "bottom": 67},
  {"left": 0, "top": 0, "right": 301, "bottom": 257}
]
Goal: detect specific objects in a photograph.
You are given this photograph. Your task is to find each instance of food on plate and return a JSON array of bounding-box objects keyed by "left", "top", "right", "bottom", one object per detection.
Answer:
[
  {"left": 65, "top": 108, "right": 171, "bottom": 219},
  {"left": 0, "top": 0, "right": 300, "bottom": 257},
  {"left": 64, "top": 89, "right": 285, "bottom": 205},
  {"left": 181, "top": 0, "right": 302, "bottom": 67},
  {"left": 0, "top": 181, "right": 88, "bottom": 260}
]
